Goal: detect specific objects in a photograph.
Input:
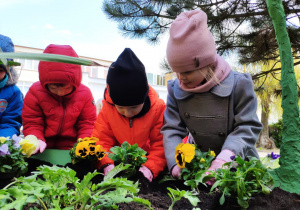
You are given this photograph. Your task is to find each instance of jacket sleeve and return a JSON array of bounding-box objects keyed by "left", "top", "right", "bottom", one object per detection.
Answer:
[
  {"left": 0, "top": 86, "right": 23, "bottom": 138},
  {"left": 144, "top": 99, "right": 167, "bottom": 178},
  {"left": 161, "top": 81, "right": 188, "bottom": 171},
  {"left": 76, "top": 89, "right": 97, "bottom": 139},
  {"left": 222, "top": 73, "right": 263, "bottom": 159},
  {"left": 92, "top": 101, "right": 117, "bottom": 168},
  {"left": 22, "top": 86, "right": 45, "bottom": 141}
]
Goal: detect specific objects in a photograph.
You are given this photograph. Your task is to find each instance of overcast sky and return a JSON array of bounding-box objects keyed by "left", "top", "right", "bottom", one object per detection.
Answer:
[{"left": 0, "top": 0, "right": 168, "bottom": 74}]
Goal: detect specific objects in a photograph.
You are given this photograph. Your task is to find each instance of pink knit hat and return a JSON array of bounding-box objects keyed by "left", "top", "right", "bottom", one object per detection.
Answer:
[{"left": 166, "top": 10, "right": 217, "bottom": 73}]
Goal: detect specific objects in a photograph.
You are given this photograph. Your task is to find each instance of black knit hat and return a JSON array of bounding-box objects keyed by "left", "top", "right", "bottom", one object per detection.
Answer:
[{"left": 107, "top": 48, "right": 149, "bottom": 106}]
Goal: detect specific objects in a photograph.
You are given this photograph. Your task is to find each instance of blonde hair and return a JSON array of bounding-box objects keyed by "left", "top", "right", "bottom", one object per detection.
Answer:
[{"left": 199, "top": 65, "right": 221, "bottom": 85}]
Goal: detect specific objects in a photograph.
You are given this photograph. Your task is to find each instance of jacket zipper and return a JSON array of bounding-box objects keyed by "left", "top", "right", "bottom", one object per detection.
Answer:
[
  {"left": 129, "top": 118, "right": 134, "bottom": 143},
  {"left": 58, "top": 100, "right": 66, "bottom": 135}
]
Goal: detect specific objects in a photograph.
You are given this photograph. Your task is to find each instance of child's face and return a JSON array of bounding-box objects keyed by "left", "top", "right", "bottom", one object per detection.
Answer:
[
  {"left": 0, "top": 67, "right": 6, "bottom": 80},
  {"left": 47, "top": 83, "right": 74, "bottom": 96},
  {"left": 176, "top": 66, "right": 208, "bottom": 88},
  {"left": 115, "top": 103, "right": 144, "bottom": 118}
]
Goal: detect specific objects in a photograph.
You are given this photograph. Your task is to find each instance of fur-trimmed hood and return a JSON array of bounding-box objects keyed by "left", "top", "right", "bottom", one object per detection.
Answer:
[{"left": 5, "top": 67, "right": 19, "bottom": 86}]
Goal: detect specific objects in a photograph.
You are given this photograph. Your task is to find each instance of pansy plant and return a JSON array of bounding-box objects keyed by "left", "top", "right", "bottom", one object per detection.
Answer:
[
  {"left": 0, "top": 135, "right": 38, "bottom": 174},
  {"left": 70, "top": 137, "right": 106, "bottom": 164},
  {"left": 206, "top": 155, "right": 274, "bottom": 209},
  {"left": 108, "top": 141, "right": 147, "bottom": 178},
  {"left": 261, "top": 152, "right": 280, "bottom": 169},
  {"left": 175, "top": 143, "right": 216, "bottom": 191}
]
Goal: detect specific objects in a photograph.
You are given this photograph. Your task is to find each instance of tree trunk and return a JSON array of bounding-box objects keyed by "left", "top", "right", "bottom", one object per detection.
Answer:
[
  {"left": 266, "top": 0, "right": 300, "bottom": 194},
  {"left": 258, "top": 93, "right": 276, "bottom": 149}
]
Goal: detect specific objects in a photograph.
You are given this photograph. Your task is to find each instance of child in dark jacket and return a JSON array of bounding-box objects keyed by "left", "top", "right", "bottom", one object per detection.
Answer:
[
  {"left": 0, "top": 34, "right": 23, "bottom": 138},
  {"left": 92, "top": 48, "right": 166, "bottom": 182},
  {"left": 22, "top": 44, "right": 96, "bottom": 153}
]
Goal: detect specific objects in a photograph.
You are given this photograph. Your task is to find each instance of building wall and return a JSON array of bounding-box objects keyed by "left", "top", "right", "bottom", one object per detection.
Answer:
[{"left": 14, "top": 45, "right": 168, "bottom": 114}]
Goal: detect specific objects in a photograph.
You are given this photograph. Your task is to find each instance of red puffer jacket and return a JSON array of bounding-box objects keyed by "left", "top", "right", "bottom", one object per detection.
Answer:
[
  {"left": 92, "top": 85, "right": 166, "bottom": 178},
  {"left": 22, "top": 44, "right": 96, "bottom": 149}
]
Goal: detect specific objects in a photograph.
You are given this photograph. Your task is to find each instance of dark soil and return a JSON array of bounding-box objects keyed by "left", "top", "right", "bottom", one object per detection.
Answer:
[{"left": 2, "top": 158, "right": 300, "bottom": 210}]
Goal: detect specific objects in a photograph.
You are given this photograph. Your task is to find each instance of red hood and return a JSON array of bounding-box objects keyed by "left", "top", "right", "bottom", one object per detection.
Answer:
[{"left": 38, "top": 44, "right": 82, "bottom": 90}]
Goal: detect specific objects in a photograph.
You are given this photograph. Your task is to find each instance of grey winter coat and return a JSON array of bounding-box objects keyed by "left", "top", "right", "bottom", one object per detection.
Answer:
[{"left": 161, "top": 71, "right": 263, "bottom": 171}]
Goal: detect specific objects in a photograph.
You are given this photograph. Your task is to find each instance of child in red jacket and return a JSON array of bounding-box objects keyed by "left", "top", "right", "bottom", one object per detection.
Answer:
[
  {"left": 22, "top": 44, "right": 96, "bottom": 153},
  {"left": 92, "top": 48, "right": 166, "bottom": 182}
]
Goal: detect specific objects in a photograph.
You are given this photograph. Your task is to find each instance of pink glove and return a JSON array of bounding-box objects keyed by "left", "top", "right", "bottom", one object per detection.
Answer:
[
  {"left": 139, "top": 165, "right": 153, "bottom": 182},
  {"left": 33, "top": 140, "right": 47, "bottom": 154},
  {"left": 171, "top": 165, "right": 182, "bottom": 179},
  {"left": 103, "top": 164, "right": 115, "bottom": 176},
  {"left": 206, "top": 149, "right": 235, "bottom": 185}
]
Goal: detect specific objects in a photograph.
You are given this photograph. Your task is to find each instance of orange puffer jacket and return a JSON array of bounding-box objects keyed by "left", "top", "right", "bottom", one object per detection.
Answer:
[{"left": 92, "top": 85, "right": 166, "bottom": 178}]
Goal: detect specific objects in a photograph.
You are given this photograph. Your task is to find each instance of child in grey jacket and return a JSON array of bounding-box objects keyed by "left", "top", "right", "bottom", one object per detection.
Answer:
[{"left": 161, "top": 10, "right": 263, "bottom": 183}]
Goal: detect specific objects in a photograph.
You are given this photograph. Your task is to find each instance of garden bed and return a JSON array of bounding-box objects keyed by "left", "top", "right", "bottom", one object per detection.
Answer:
[{"left": 2, "top": 158, "right": 300, "bottom": 210}]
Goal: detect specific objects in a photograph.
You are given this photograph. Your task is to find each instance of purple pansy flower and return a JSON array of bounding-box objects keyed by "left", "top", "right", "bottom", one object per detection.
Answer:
[
  {"left": 12, "top": 134, "right": 21, "bottom": 148},
  {"left": 230, "top": 155, "right": 236, "bottom": 160},
  {"left": 230, "top": 167, "right": 237, "bottom": 172},
  {"left": 0, "top": 144, "right": 10, "bottom": 156},
  {"left": 268, "top": 152, "right": 280, "bottom": 160}
]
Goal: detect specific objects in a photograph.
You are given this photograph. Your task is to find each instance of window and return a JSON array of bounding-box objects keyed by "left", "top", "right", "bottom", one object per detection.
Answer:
[
  {"left": 147, "top": 73, "right": 154, "bottom": 85},
  {"left": 91, "top": 67, "right": 98, "bottom": 78},
  {"left": 15, "top": 59, "right": 38, "bottom": 70},
  {"left": 16, "top": 81, "right": 33, "bottom": 96}
]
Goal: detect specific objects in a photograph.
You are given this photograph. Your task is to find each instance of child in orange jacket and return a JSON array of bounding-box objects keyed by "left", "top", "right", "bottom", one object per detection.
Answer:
[{"left": 92, "top": 48, "right": 166, "bottom": 182}]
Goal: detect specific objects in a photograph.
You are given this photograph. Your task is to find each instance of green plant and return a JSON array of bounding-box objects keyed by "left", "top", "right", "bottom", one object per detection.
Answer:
[
  {"left": 108, "top": 141, "right": 147, "bottom": 178},
  {"left": 261, "top": 152, "right": 280, "bottom": 169},
  {"left": 174, "top": 143, "right": 215, "bottom": 191},
  {"left": 0, "top": 164, "right": 153, "bottom": 210},
  {"left": 269, "top": 119, "right": 283, "bottom": 148},
  {"left": 0, "top": 135, "right": 37, "bottom": 174},
  {"left": 69, "top": 137, "right": 106, "bottom": 164},
  {"left": 167, "top": 187, "right": 200, "bottom": 210},
  {"left": 204, "top": 156, "right": 274, "bottom": 209},
  {"left": 269, "top": 118, "right": 300, "bottom": 148}
]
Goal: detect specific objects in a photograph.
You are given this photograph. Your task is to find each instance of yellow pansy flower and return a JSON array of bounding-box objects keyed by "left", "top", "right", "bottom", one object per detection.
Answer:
[
  {"left": 0, "top": 136, "right": 8, "bottom": 143},
  {"left": 175, "top": 143, "right": 196, "bottom": 168},
  {"left": 95, "top": 145, "right": 106, "bottom": 160},
  {"left": 210, "top": 150, "right": 216, "bottom": 157},
  {"left": 19, "top": 135, "right": 39, "bottom": 157},
  {"left": 200, "top": 158, "right": 205, "bottom": 163},
  {"left": 75, "top": 141, "right": 90, "bottom": 158},
  {"left": 89, "top": 145, "right": 96, "bottom": 155},
  {"left": 89, "top": 137, "right": 99, "bottom": 141}
]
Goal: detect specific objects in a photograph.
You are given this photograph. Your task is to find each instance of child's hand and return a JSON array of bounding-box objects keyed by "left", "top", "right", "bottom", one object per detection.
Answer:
[
  {"left": 171, "top": 165, "right": 181, "bottom": 179},
  {"left": 103, "top": 164, "right": 115, "bottom": 175},
  {"left": 139, "top": 165, "right": 153, "bottom": 182},
  {"left": 33, "top": 140, "right": 47, "bottom": 154},
  {"left": 205, "top": 149, "right": 235, "bottom": 185},
  {"left": 205, "top": 159, "right": 226, "bottom": 185}
]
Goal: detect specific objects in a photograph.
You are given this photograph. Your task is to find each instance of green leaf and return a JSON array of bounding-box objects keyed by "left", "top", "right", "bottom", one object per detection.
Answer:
[
  {"left": 219, "top": 191, "right": 226, "bottom": 205},
  {"left": 0, "top": 60, "right": 21, "bottom": 67},
  {"left": 132, "top": 197, "right": 153, "bottom": 210},
  {"left": 261, "top": 184, "right": 271, "bottom": 195},
  {"left": 0, "top": 47, "right": 7, "bottom": 66},
  {"left": 0, "top": 52, "right": 104, "bottom": 66},
  {"left": 183, "top": 191, "right": 200, "bottom": 206},
  {"left": 104, "top": 163, "right": 131, "bottom": 181}
]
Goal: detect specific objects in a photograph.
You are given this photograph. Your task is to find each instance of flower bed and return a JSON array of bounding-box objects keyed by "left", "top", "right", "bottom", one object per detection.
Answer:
[{"left": 1, "top": 157, "right": 300, "bottom": 210}]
